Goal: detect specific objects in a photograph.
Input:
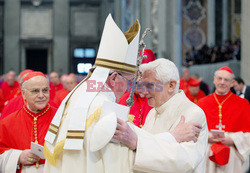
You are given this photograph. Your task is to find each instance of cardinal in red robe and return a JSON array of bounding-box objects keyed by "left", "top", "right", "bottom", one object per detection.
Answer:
[
  {"left": 53, "top": 74, "right": 78, "bottom": 107},
  {"left": 197, "top": 66, "right": 250, "bottom": 172},
  {"left": 0, "top": 71, "right": 57, "bottom": 173},
  {"left": 185, "top": 78, "right": 205, "bottom": 104},
  {"left": 179, "top": 68, "right": 195, "bottom": 93},
  {"left": 1, "top": 72, "right": 20, "bottom": 104},
  {"left": 49, "top": 72, "right": 63, "bottom": 101}
]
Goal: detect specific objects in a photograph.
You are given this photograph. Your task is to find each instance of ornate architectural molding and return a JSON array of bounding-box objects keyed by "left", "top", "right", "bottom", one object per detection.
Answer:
[{"left": 183, "top": 0, "right": 206, "bottom": 24}]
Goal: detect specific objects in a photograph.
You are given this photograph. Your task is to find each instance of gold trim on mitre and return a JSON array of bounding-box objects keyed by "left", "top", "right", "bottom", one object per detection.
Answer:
[
  {"left": 95, "top": 14, "right": 140, "bottom": 74},
  {"left": 95, "top": 58, "right": 136, "bottom": 74},
  {"left": 124, "top": 20, "right": 140, "bottom": 44}
]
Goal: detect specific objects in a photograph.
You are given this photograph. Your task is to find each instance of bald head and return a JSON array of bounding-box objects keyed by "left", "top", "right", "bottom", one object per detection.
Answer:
[
  {"left": 65, "top": 74, "right": 77, "bottom": 92},
  {"left": 6, "top": 71, "right": 16, "bottom": 86},
  {"left": 182, "top": 68, "right": 190, "bottom": 81},
  {"left": 50, "top": 71, "right": 60, "bottom": 85}
]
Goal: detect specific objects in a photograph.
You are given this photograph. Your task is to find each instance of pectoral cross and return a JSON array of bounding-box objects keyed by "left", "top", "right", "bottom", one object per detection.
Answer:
[{"left": 216, "top": 121, "right": 225, "bottom": 130}]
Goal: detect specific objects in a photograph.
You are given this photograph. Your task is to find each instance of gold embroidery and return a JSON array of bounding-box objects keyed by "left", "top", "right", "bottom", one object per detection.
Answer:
[
  {"left": 44, "top": 107, "right": 102, "bottom": 166},
  {"left": 127, "top": 114, "right": 135, "bottom": 123}
]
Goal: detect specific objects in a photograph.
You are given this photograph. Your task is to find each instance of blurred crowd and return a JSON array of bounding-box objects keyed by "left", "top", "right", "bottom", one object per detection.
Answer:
[
  {"left": 0, "top": 70, "right": 86, "bottom": 115},
  {"left": 184, "top": 39, "right": 241, "bottom": 67}
]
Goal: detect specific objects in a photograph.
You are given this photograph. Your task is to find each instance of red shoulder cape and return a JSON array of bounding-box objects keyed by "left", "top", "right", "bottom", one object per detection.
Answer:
[
  {"left": 197, "top": 91, "right": 250, "bottom": 132},
  {"left": 0, "top": 104, "right": 57, "bottom": 154}
]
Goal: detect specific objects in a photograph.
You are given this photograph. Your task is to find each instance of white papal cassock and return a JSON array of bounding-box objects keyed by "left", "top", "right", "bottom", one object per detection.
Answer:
[{"left": 44, "top": 90, "right": 208, "bottom": 173}]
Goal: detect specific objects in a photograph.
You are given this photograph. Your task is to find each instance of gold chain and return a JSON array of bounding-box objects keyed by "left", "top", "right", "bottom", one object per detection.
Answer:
[
  {"left": 213, "top": 93, "right": 232, "bottom": 124},
  {"left": 23, "top": 105, "right": 50, "bottom": 143},
  {"left": 23, "top": 105, "right": 50, "bottom": 168}
]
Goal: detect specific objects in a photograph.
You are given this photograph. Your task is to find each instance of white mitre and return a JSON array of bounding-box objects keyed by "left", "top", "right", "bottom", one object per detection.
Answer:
[{"left": 45, "top": 14, "right": 140, "bottom": 150}]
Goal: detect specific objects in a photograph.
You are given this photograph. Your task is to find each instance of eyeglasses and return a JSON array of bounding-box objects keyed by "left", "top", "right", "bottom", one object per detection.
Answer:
[
  {"left": 117, "top": 73, "right": 134, "bottom": 81},
  {"left": 25, "top": 87, "right": 50, "bottom": 95}
]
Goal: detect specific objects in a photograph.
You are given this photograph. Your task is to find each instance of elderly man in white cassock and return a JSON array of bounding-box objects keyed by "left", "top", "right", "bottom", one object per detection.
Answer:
[
  {"left": 43, "top": 14, "right": 204, "bottom": 173},
  {"left": 114, "top": 58, "right": 209, "bottom": 172}
]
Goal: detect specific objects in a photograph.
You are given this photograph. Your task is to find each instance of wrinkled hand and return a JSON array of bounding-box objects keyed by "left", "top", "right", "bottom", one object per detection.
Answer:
[
  {"left": 171, "top": 116, "right": 202, "bottom": 143},
  {"left": 220, "top": 136, "right": 234, "bottom": 146},
  {"left": 19, "top": 149, "right": 40, "bottom": 165},
  {"left": 208, "top": 133, "right": 234, "bottom": 146},
  {"left": 208, "top": 132, "right": 220, "bottom": 144},
  {"left": 113, "top": 118, "right": 137, "bottom": 150}
]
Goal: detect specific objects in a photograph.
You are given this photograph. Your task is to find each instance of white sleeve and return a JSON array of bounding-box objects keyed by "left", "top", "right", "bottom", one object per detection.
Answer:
[
  {"left": 154, "top": 132, "right": 177, "bottom": 144},
  {"left": 0, "top": 149, "right": 22, "bottom": 173},
  {"left": 132, "top": 123, "right": 208, "bottom": 173},
  {"left": 228, "top": 132, "right": 250, "bottom": 161}
]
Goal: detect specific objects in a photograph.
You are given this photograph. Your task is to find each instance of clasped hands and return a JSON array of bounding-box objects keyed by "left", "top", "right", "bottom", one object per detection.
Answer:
[{"left": 208, "top": 133, "right": 234, "bottom": 146}]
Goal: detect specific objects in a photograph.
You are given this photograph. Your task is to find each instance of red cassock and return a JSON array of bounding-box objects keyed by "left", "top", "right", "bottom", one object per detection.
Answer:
[
  {"left": 0, "top": 95, "right": 25, "bottom": 121},
  {"left": 197, "top": 91, "right": 250, "bottom": 165},
  {"left": 0, "top": 104, "right": 57, "bottom": 157},
  {"left": 197, "top": 91, "right": 250, "bottom": 132},
  {"left": 118, "top": 92, "right": 153, "bottom": 127},
  {"left": 0, "top": 95, "right": 58, "bottom": 121},
  {"left": 49, "top": 83, "right": 63, "bottom": 101},
  {"left": 53, "top": 89, "right": 69, "bottom": 107},
  {"left": 179, "top": 77, "right": 195, "bottom": 93},
  {"left": 1, "top": 81, "right": 20, "bottom": 103},
  {"left": 0, "top": 89, "right": 5, "bottom": 112},
  {"left": 185, "top": 89, "right": 206, "bottom": 104}
]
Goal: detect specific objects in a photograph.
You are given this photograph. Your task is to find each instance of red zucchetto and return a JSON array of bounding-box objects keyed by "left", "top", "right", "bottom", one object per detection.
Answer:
[
  {"left": 22, "top": 71, "right": 46, "bottom": 83},
  {"left": 217, "top": 66, "right": 233, "bottom": 74}
]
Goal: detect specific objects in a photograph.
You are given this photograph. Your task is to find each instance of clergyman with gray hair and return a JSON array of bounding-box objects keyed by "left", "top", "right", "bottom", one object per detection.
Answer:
[{"left": 114, "top": 58, "right": 208, "bottom": 172}]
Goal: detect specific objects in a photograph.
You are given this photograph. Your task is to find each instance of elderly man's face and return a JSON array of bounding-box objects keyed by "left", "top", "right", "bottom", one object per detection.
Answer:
[
  {"left": 65, "top": 76, "right": 77, "bottom": 92},
  {"left": 114, "top": 72, "right": 134, "bottom": 99},
  {"left": 140, "top": 70, "right": 169, "bottom": 108},
  {"left": 214, "top": 71, "right": 234, "bottom": 95},
  {"left": 22, "top": 76, "right": 50, "bottom": 112},
  {"left": 182, "top": 69, "right": 190, "bottom": 81},
  {"left": 7, "top": 76, "right": 15, "bottom": 86},
  {"left": 189, "top": 86, "right": 199, "bottom": 96},
  {"left": 50, "top": 72, "right": 60, "bottom": 85}
]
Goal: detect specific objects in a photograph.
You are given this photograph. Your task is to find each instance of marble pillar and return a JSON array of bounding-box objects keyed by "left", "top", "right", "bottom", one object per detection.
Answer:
[
  {"left": 4, "top": 0, "right": 20, "bottom": 73},
  {"left": 207, "top": 0, "right": 215, "bottom": 46},
  {"left": 53, "top": 0, "right": 69, "bottom": 74},
  {"left": 241, "top": 0, "right": 250, "bottom": 84},
  {"left": 222, "top": 0, "right": 229, "bottom": 42}
]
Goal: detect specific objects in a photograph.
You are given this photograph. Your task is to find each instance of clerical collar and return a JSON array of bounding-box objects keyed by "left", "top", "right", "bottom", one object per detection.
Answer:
[
  {"left": 155, "top": 90, "right": 181, "bottom": 114},
  {"left": 215, "top": 90, "right": 230, "bottom": 96},
  {"left": 25, "top": 103, "right": 50, "bottom": 115},
  {"left": 214, "top": 91, "right": 232, "bottom": 102}
]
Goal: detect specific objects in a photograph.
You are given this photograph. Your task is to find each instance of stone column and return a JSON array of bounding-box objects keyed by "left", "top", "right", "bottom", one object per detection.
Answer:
[
  {"left": 139, "top": 0, "right": 152, "bottom": 49},
  {"left": 157, "top": 0, "right": 167, "bottom": 58},
  {"left": 53, "top": 0, "right": 69, "bottom": 74},
  {"left": 173, "top": 0, "right": 182, "bottom": 69},
  {"left": 241, "top": 0, "right": 250, "bottom": 84},
  {"left": 4, "top": 0, "right": 20, "bottom": 73},
  {"left": 207, "top": 0, "right": 215, "bottom": 46},
  {"left": 222, "top": 0, "right": 229, "bottom": 42}
]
